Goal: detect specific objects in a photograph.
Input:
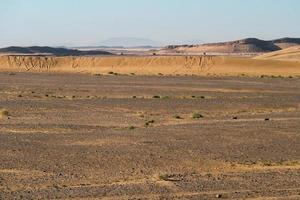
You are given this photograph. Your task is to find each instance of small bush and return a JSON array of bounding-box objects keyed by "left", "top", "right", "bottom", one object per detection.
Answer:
[
  {"left": 174, "top": 115, "right": 183, "bottom": 119},
  {"left": 153, "top": 95, "right": 161, "bottom": 99},
  {"left": 192, "top": 113, "right": 204, "bottom": 119},
  {"left": 128, "top": 126, "right": 136, "bottom": 130},
  {"left": 260, "top": 75, "right": 266, "bottom": 78}
]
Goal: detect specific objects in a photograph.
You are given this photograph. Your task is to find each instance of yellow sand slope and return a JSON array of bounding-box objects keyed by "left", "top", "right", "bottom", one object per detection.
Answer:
[
  {"left": 255, "top": 46, "right": 300, "bottom": 61},
  {"left": 0, "top": 55, "right": 300, "bottom": 76}
]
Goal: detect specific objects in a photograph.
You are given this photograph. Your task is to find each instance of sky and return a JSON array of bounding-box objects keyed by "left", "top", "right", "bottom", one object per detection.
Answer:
[{"left": 0, "top": 0, "right": 299, "bottom": 47}]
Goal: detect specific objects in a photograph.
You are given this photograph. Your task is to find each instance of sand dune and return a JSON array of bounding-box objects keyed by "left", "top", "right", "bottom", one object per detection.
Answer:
[
  {"left": 1, "top": 55, "right": 300, "bottom": 76},
  {"left": 255, "top": 46, "right": 300, "bottom": 61}
]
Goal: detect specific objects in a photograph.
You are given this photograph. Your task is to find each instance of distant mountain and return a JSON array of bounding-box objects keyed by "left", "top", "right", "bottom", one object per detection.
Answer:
[
  {"left": 172, "top": 39, "right": 204, "bottom": 46},
  {"left": 0, "top": 46, "right": 113, "bottom": 56},
  {"left": 164, "top": 37, "right": 300, "bottom": 54},
  {"left": 99, "top": 37, "right": 161, "bottom": 47},
  {"left": 271, "top": 37, "right": 300, "bottom": 44}
]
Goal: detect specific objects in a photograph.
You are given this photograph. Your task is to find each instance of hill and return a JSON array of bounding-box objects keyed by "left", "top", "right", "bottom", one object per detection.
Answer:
[
  {"left": 163, "top": 37, "right": 300, "bottom": 54},
  {"left": 255, "top": 45, "right": 300, "bottom": 61},
  {"left": 271, "top": 38, "right": 300, "bottom": 49},
  {"left": 0, "top": 46, "right": 113, "bottom": 56}
]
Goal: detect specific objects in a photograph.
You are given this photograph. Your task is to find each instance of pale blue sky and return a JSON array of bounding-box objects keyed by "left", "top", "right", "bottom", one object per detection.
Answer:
[{"left": 0, "top": 0, "right": 299, "bottom": 47}]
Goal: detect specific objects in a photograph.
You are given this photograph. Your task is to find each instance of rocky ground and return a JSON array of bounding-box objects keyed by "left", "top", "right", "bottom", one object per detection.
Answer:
[{"left": 0, "top": 72, "right": 299, "bottom": 199}]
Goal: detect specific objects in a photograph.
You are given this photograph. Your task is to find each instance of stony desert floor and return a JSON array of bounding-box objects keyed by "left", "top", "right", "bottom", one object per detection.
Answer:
[{"left": 0, "top": 72, "right": 299, "bottom": 199}]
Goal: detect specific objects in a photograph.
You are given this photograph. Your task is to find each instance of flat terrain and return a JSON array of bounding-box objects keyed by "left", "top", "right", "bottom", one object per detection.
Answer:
[{"left": 0, "top": 73, "right": 300, "bottom": 199}]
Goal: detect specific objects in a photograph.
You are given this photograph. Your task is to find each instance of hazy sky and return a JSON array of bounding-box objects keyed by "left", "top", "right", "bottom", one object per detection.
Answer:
[{"left": 0, "top": 0, "right": 299, "bottom": 47}]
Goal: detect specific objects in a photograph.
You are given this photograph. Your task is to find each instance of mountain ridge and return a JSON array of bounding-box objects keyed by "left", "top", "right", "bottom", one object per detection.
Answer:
[
  {"left": 0, "top": 46, "right": 113, "bottom": 56},
  {"left": 164, "top": 37, "right": 300, "bottom": 54}
]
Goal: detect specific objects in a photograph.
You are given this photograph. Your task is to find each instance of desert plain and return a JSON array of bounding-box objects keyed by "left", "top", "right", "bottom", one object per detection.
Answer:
[{"left": 0, "top": 52, "right": 300, "bottom": 199}]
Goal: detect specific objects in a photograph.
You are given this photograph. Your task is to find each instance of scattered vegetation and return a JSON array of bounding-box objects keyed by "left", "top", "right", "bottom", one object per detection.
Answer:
[
  {"left": 145, "top": 120, "right": 155, "bottom": 127},
  {"left": 261, "top": 74, "right": 286, "bottom": 79},
  {"left": 191, "top": 95, "right": 205, "bottom": 99},
  {"left": 108, "top": 71, "right": 119, "bottom": 76}
]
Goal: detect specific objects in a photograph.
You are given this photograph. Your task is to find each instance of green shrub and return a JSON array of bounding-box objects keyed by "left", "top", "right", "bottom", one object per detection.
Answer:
[{"left": 192, "top": 113, "right": 204, "bottom": 119}]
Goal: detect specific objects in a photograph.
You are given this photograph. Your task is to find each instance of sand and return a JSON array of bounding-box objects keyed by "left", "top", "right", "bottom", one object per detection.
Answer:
[
  {"left": 255, "top": 46, "right": 300, "bottom": 61},
  {"left": 1, "top": 55, "right": 300, "bottom": 77}
]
